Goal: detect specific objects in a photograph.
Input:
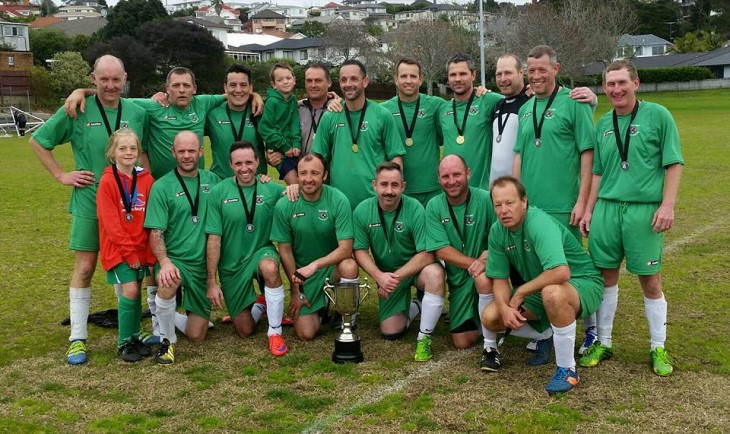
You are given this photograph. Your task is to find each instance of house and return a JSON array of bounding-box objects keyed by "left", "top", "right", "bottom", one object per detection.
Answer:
[
  {"left": 364, "top": 13, "right": 395, "bottom": 32},
  {"left": 585, "top": 46, "right": 730, "bottom": 79},
  {"left": 617, "top": 34, "right": 673, "bottom": 58},
  {"left": 195, "top": 4, "right": 241, "bottom": 21},
  {"left": 29, "top": 17, "right": 64, "bottom": 29},
  {"left": 248, "top": 3, "right": 308, "bottom": 20},
  {"left": 238, "top": 37, "right": 330, "bottom": 64},
  {"left": 53, "top": 5, "right": 102, "bottom": 20},
  {"left": 162, "top": 0, "right": 208, "bottom": 14},
  {"left": 245, "top": 9, "right": 290, "bottom": 34},
  {"left": 48, "top": 17, "right": 107, "bottom": 37},
  {"left": 0, "top": 20, "right": 30, "bottom": 52},
  {"left": 181, "top": 17, "right": 234, "bottom": 47},
  {"left": 290, "top": 14, "right": 346, "bottom": 31},
  {"left": 0, "top": 1, "right": 41, "bottom": 20}
]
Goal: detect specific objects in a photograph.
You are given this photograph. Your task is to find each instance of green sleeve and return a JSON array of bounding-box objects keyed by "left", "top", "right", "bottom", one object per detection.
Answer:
[
  {"left": 657, "top": 105, "right": 684, "bottom": 167},
  {"left": 411, "top": 202, "right": 428, "bottom": 253},
  {"left": 382, "top": 109, "right": 407, "bottom": 160},
  {"left": 333, "top": 191, "right": 354, "bottom": 240},
  {"left": 573, "top": 100, "right": 597, "bottom": 153},
  {"left": 289, "top": 99, "right": 302, "bottom": 150},
  {"left": 482, "top": 92, "right": 503, "bottom": 123},
  {"left": 425, "top": 200, "right": 449, "bottom": 252},
  {"left": 143, "top": 181, "right": 170, "bottom": 231},
  {"left": 486, "top": 223, "right": 510, "bottom": 279},
  {"left": 128, "top": 98, "right": 163, "bottom": 112},
  {"left": 270, "top": 200, "right": 292, "bottom": 244},
  {"left": 259, "top": 96, "right": 291, "bottom": 153},
  {"left": 352, "top": 201, "right": 370, "bottom": 250},
  {"left": 593, "top": 117, "right": 607, "bottom": 176},
  {"left": 31, "top": 107, "right": 73, "bottom": 150},
  {"left": 195, "top": 94, "right": 226, "bottom": 115},
  {"left": 311, "top": 112, "right": 334, "bottom": 162},
  {"left": 530, "top": 217, "right": 568, "bottom": 271},
  {"left": 204, "top": 183, "right": 223, "bottom": 236}
]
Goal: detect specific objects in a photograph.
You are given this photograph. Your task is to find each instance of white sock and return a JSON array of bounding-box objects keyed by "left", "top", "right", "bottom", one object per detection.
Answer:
[
  {"left": 251, "top": 302, "right": 265, "bottom": 324},
  {"left": 147, "top": 285, "right": 159, "bottom": 335},
  {"left": 156, "top": 296, "right": 177, "bottom": 344},
  {"left": 175, "top": 312, "right": 188, "bottom": 335},
  {"left": 583, "top": 313, "right": 596, "bottom": 332},
  {"left": 340, "top": 277, "right": 359, "bottom": 284},
  {"left": 418, "top": 292, "right": 443, "bottom": 340},
  {"left": 644, "top": 294, "right": 667, "bottom": 351},
  {"left": 69, "top": 287, "right": 91, "bottom": 341},
  {"left": 479, "top": 294, "right": 497, "bottom": 349},
  {"left": 406, "top": 298, "right": 421, "bottom": 328},
  {"left": 113, "top": 284, "right": 123, "bottom": 300},
  {"left": 265, "top": 286, "right": 285, "bottom": 337},
  {"left": 597, "top": 284, "right": 619, "bottom": 348},
  {"left": 510, "top": 322, "right": 553, "bottom": 341},
  {"left": 551, "top": 321, "right": 576, "bottom": 370}
]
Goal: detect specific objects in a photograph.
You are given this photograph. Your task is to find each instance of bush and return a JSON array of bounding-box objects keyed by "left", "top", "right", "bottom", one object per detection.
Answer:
[{"left": 577, "top": 66, "right": 714, "bottom": 86}]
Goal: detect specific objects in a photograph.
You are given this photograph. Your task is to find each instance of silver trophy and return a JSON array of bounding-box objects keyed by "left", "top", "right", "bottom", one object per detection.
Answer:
[{"left": 323, "top": 278, "right": 370, "bottom": 363}]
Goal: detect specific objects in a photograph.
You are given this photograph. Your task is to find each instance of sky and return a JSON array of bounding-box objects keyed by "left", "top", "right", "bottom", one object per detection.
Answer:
[{"left": 102, "top": 0, "right": 533, "bottom": 9}]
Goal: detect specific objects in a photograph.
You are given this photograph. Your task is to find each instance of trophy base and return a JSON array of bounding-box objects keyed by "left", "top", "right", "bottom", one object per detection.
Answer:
[{"left": 332, "top": 339, "right": 364, "bottom": 364}]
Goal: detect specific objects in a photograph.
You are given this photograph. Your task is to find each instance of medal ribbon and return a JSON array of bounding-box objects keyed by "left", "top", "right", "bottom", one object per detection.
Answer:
[
  {"left": 495, "top": 98, "right": 510, "bottom": 138},
  {"left": 95, "top": 96, "right": 123, "bottom": 137},
  {"left": 452, "top": 91, "right": 475, "bottom": 138},
  {"left": 344, "top": 100, "right": 368, "bottom": 148},
  {"left": 226, "top": 101, "right": 251, "bottom": 141},
  {"left": 236, "top": 180, "right": 258, "bottom": 228},
  {"left": 531, "top": 85, "right": 560, "bottom": 144},
  {"left": 111, "top": 165, "right": 137, "bottom": 217},
  {"left": 611, "top": 101, "right": 640, "bottom": 166},
  {"left": 397, "top": 95, "right": 420, "bottom": 142},
  {"left": 174, "top": 168, "right": 200, "bottom": 220},
  {"left": 447, "top": 189, "right": 471, "bottom": 250},
  {"left": 377, "top": 199, "right": 403, "bottom": 252}
]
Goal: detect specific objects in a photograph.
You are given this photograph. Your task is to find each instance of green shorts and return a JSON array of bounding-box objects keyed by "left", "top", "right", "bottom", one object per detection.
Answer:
[
  {"left": 107, "top": 262, "right": 150, "bottom": 284},
  {"left": 446, "top": 278, "right": 480, "bottom": 333},
  {"left": 521, "top": 275, "right": 604, "bottom": 333},
  {"left": 546, "top": 211, "right": 581, "bottom": 242},
  {"left": 588, "top": 199, "right": 663, "bottom": 275},
  {"left": 378, "top": 276, "right": 417, "bottom": 322},
  {"left": 299, "top": 265, "right": 336, "bottom": 317},
  {"left": 219, "top": 247, "right": 279, "bottom": 319},
  {"left": 407, "top": 190, "right": 440, "bottom": 209},
  {"left": 69, "top": 214, "right": 99, "bottom": 251},
  {"left": 154, "top": 259, "right": 211, "bottom": 320}
]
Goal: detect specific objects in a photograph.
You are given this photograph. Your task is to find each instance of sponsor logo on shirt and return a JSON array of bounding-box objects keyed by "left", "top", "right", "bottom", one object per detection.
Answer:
[
  {"left": 319, "top": 210, "right": 329, "bottom": 220},
  {"left": 246, "top": 119, "right": 254, "bottom": 127},
  {"left": 440, "top": 218, "right": 451, "bottom": 223},
  {"left": 293, "top": 212, "right": 306, "bottom": 218},
  {"left": 506, "top": 244, "right": 516, "bottom": 251},
  {"left": 218, "top": 120, "right": 231, "bottom": 125},
  {"left": 647, "top": 260, "right": 659, "bottom": 266},
  {"left": 86, "top": 122, "right": 102, "bottom": 127},
  {"left": 368, "top": 222, "right": 382, "bottom": 228},
  {"left": 164, "top": 115, "right": 177, "bottom": 120},
  {"left": 176, "top": 191, "right": 186, "bottom": 197},
  {"left": 445, "top": 110, "right": 454, "bottom": 116},
  {"left": 521, "top": 112, "right": 532, "bottom": 120},
  {"left": 335, "top": 122, "right": 346, "bottom": 128},
  {"left": 602, "top": 130, "right": 615, "bottom": 137},
  {"left": 223, "top": 198, "right": 240, "bottom": 204}
]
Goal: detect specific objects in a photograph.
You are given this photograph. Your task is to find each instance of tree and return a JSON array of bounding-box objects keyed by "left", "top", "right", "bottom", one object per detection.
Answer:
[
  {"left": 210, "top": 0, "right": 223, "bottom": 16},
  {"left": 29, "top": 28, "right": 70, "bottom": 67},
  {"left": 29, "top": 65, "right": 57, "bottom": 105},
  {"left": 631, "top": 0, "right": 680, "bottom": 41},
  {"left": 137, "top": 20, "right": 227, "bottom": 94},
  {"left": 85, "top": 35, "right": 158, "bottom": 97},
  {"left": 50, "top": 51, "right": 94, "bottom": 97},
  {"left": 39, "top": 0, "right": 59, "bottom": 17},
  {"left": 300, "top": 21, "right": 326, "bottom": 37},
  {"left": 171, "top": 6, "right": 196, "bottom": 17},
  {"left": 99, "top": 0, "right": 169, "bottom": 40},
  {"left": 672, "top": 30, "right": 725, "bottom": 53},
  {"left": 323, "top": 21, "right": 379, "bottom": 64},
  {"left": 390, "top": 20, "right": 478, "bottom": 95}
]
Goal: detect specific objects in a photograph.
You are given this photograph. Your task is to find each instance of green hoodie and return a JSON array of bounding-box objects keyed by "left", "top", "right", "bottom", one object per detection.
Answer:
[{"left": 259, "top": 87, "right": 301, "bottom": 153}]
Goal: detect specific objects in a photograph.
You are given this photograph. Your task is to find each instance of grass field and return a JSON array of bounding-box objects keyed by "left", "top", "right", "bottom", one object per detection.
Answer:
[{"left": 1, "top": 89, "right": 729, "bottom": 433}]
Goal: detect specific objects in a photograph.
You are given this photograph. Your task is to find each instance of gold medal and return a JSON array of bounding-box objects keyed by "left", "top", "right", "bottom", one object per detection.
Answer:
[
  {"left": 352, "top": 144, "right": 359, "bottom": 153},
  {"left": 405, "top": 137, "right": 413, "bottom": 147},
  {"left": 456, "top": 135, "right": 465, "bottom": 145}
]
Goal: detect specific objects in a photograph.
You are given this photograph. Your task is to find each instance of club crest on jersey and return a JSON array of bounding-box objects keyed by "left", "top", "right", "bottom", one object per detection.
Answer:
[
  {"left": 189, "top": 113, "right": 199, "bottom": 122},
  {"left": 246, "top": 119, "right": 254, "bottom": 127},
  {"left": 524, "top": 241, "right": 531, "bottom": 251},
  {"left": 120, "top": 122, "right": 130, "bottom": 129},
  {"left": 318, "top": 210, "right": 329, "bottom": 220},
  {"left": 465, "top": 215, "right": 474, "bottom": 226},
  {"left": 256, "top": 195, "right": 264, "bottom": 204},
  {"left": 469, "top": 107, "right": 479, "bottom": 115},
  {"left": 417, "top": 109, "right": 426, "bottom": 117},
  {"left": 359, "top": 122, "right": 368, "bottom": 131},
  {"left": 201, "top": 184, "right": 210, "bottom": 193},
  {"left": 86, "top": 122, "right": 102, "bottom": 127},
  {"left": 395, "top": 222, "right": 404, "bottom": 232},
  {"left": 629, "top": 125, "right": 639, "bottom": 135},
  {"left": 544, "top": 109, "right": 555, "bottom": 118},
  {"left": 223, "top": 198, "right": 240, "bottom": 204}
]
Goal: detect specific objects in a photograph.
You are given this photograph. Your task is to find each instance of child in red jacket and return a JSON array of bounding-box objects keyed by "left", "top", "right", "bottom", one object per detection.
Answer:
[{"left": 97, "top": 129, "right": 155, "bottom": 362}]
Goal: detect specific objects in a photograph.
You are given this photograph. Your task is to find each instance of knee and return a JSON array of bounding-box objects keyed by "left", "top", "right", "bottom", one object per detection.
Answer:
[
  {"left": 452, "top": 337, "right": 473, "bottom": 350},
  {"left": 481, "top": 303, "right": 502, "bottom": 331},
  {"left": 421, "top": 263, "right": 444, "bottom": 282},
  {"left": 541, "top": 285, "right": 565, "bottom": 307},
  {"left": 186, "top": 329, "right": 207, "bottom": 343},
  {"left": 639, "top": 274, "right": 662, "bottom": 298},
  {"left": 74, "top": 262, "right": 96, "bottom": 282},
  {"left": 156, "top": 286, "right": 177, "bottom": 300},
  {"left": 259, "top": 260, "right": 281, "bottom": 286},
  {"left": 475, "top": 274, "right": 493, "bottom": 294},
  {"left": 339, "top": 258, "right": 359, "bottom": 279},
  {"left": 295, "top": 324, "right": 317, "bottom": 341},
  {"left": 234, "top": 326, "right": 254, "bottom": 339}
]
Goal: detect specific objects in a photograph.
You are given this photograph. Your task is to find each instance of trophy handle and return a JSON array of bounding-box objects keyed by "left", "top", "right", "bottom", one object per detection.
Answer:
[
  {"left": 358, "top": 278, "right": 370, "bottom": 303},
  {"left": 322, "top": 278, "right": 336, "bottom": 305}
]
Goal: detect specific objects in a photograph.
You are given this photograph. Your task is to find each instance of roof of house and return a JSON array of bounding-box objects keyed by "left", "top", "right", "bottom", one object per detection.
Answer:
[
  {"left": 182, "top": 16, "right": 231, "bottom": 30},
  {"left": 238, "top": 36, "right": 325, "bottom": 52},
  {"left": 29, "top": 17, "right": 64, "bottom": 28},
  {"left": 291, "top": 15, "right": 343, "bottom": 25},
  {"left": 197, "top": 4, "right": 239, "bottom": 14},
  {"left": 618, "top": 34, "right": 672, "bottom": 47},
  {"left": 226, "top": 32, "right": 283, "bottom": 48},
  {"left": 584, "top": 46, "right": 730, "bottom": 75},
  {"left": 48, "top": 17, "right": 107, "bottom": 36},
  {"left": 250, "top": 9, "right": 286, "bottom": 19},
  {"left": 693, "top": 46, "right": 730, "bottom": 67},
  {"left": 322, "top": 2, "right": 342, "bottom": 8}
]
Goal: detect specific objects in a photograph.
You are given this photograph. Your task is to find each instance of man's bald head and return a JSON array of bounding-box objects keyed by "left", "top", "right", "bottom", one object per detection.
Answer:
[
  {"left": 173, "top": 130, "right": 200, "bottom": 149},
  {"left": 92, "top": 55, "right": 127, "bottom": 108},
  {"left": 172, "top": 130, "right": 202, "bottom": 175},
  {"left": 439, "top": 154, "right": 468, "bottom": 175}
]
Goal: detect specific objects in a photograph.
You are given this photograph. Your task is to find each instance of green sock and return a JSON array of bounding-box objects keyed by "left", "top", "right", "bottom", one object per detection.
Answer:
[
  {"left": 134, "top": 291, "right": 142, "bottom": 336},
  {"left": 117, "top": 295, "right": 139, "bottom": 347}
]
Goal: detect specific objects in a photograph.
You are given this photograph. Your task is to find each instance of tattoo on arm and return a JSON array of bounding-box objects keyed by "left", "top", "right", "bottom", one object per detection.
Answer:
[{"left": 150, "top": 229, "right": 168, "bottom": 261}]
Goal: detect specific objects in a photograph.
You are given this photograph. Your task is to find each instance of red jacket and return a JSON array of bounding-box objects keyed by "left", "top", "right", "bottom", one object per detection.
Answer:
[{"left": 97, "top": 165, "right": 156, "bottom": 271}]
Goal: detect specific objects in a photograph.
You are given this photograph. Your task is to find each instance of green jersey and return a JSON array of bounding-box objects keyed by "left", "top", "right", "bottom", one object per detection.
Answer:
[
  {"left": 311, "top": 100, "right": 406, "bottom": 209},
  {"left": 144, "top": 169, "right": 220, "bottom": 267},
  {"left": 515, "top": 87, "right": 596, "bottom": 213},
  {"left": 32, "top": 96, "right": 148, "bottom": 218},
  {"left": 594, "top": 101, "right": 684, "bottom": 203},
  {"left": 271, "top": 185, "right": 353, "bottom": 268},
  {"left": 205, "top": 101, "right": 265, "bottom": 179},
  {"left": 487, "top": 206, "right": 601, "bottom": 282},
  {"left": 439, "top": 92, "right": 503, "bottom": 190},
  {"left": 353, "top": 195, "right": 427, "bottom": 272},
  {"left": 133, "top": 94, "right": 224, "bottom": 179},
  {"left": 381, "top": 94, "right": 445, "bottom": 195},
  {"left": 206, "top": 177, "right": 284, "bottom": 273},
  {"left": 425, "top": 187, "right": 497, "bottom": 287},
  {"left": 259, "top": 87, "right": 301, "bottom": 154}
]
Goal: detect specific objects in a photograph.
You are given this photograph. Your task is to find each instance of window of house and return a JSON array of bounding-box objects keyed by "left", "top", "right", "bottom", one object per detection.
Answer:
[
  {"left": 283, "top": 50, "right": 293, "bottom": 59},
  {"left": 8, "top": 56, "right": 14, "bottom": 66},
  {"left": 300, "top": 50, "right": 308, "bottom": 60},
  {"left": 652, "top": 45, "right": 665, "bottom": 56}
]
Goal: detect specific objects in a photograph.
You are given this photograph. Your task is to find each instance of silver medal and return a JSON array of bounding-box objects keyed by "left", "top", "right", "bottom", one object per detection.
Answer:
[
  {"left": 125, "top": 213, "right": 132, "bottom": 222},
  {"left": 496, "top": 134, "right": 502, "bottom": 143},
  {"left": 535, "top": 138, "right": 542, "bottom": 147},
  {"left": 192, "top": 216, "right": 200, "bottom": 224},
  {"left": 246, "top": 223, "right": 254, "bottom": 232},
  {"left": 621, "top": 161, "right": 629, "bottom": 171}
]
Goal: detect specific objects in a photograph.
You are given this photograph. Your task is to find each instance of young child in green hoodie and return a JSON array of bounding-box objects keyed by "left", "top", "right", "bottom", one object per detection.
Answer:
[{"left": 259, "top": 62, "right": 301, "bottom": 185}]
